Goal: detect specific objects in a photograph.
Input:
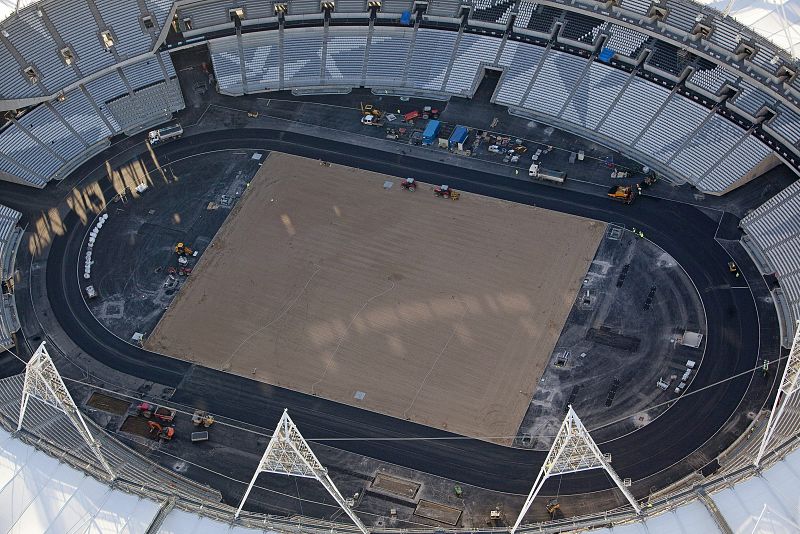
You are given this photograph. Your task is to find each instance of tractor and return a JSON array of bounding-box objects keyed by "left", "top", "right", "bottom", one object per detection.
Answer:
[
  {"left": 434, "top": 185, "right": 460, "bottom": 200},
  {"left": 401, "top": 178, "right": 416, "bottom": 191}
]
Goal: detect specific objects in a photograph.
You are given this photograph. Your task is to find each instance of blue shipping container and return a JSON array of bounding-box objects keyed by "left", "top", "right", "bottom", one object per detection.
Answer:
[
  {"left": 448, "top": 125, "right": 469, "bottom": 148},
  {"left": 422, "top": 120, "right": 441, "bottom": 145}
]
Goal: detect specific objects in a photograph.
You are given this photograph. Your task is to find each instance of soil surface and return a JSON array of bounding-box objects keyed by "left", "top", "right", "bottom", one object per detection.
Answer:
[{"left": 146, "top": 153, "right": 605, "bottom": 443}]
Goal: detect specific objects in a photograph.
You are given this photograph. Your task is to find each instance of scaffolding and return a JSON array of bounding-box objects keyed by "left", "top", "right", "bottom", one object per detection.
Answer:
[
  {"left": 236, "top": 409, "right": 369, "bottom": 534},
  {"left": 510, "top": 406, "right": 641, "bottom": 534}
]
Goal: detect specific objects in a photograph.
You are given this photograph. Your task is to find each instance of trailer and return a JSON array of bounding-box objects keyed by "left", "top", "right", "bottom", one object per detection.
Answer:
[
  {"left": 528, "top": 163, "right": 566, "bottom": 183},
  {"left": 422, "top": 120, "right": 441, "bottom": 146},
  {"left": 137, "top": 402, "right": 176, "bottom": 422},
  {"left": 148, "top": 124, "right": 183, "bottom": 145}
]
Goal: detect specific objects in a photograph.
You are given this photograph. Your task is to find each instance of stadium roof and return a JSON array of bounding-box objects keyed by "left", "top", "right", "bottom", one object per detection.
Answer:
[{"left": 694, "top": 0, "right": 800, "bottom": 58}]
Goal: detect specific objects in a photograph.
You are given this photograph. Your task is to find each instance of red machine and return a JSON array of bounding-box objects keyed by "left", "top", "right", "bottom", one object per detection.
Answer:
[
  {"left": 137, "top": 402, "right": 176, "bottom": 422},
  {"left": 434, "top": 185, "right": 460, "bottom": 200},
  {"left": 401, "top": 178, "right": 416, "bottom": 191},
  {"left": 148, "top": 421, "right": 175, "bottom": 441},
  {"left": 403, "top": 110, "right": 420, "bottom": 122}
]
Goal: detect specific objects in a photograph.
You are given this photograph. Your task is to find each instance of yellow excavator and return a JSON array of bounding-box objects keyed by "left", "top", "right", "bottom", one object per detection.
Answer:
[
  {"left": 360, "top": 102, "right": 383, "bottom": 118},
  {"left": 546, "top": 499, "right": 561, "bottom": 517},
  {"left": 175, "top": 242, "right": 193, "bottom": 256}
]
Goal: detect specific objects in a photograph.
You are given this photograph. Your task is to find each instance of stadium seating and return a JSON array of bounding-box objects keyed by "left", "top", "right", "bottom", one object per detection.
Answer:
[
  {"left": 687, "top": 65, "right": 737, "bottom": 95},
  {"left": 0, "top": 204, "right": 22, "bottom": 351},
  {"left": 560, "top": 11, "right": 603, "bottom": 44},
  {"left": 444, "top": 33, "right": 500, "bottom": 96},
  {"left": 634, "top": 95, "right": 710, "bottom": 161},
  {"left": 767, "top": 106, "right": 800, "bottom": 146},
  {"left": 601, "top": 24, "right": 649, "bottom": 59},
  {"left": 282, "top": 30, "right": 325, "bottom": 87},
  {"left": 209, "top": 36, "right": 243, "bottom": 94},
  {"left": 470, "top": 0, "right": 514, "bottom": 25},
  {"left": 1, "top": 0, "right": 799, "bottom": 196},
  {"left": 599, "top": 77, "right": 672, "bottom": 144},
  {"left": 523, "top": 51, "right": 588, "bottom": 116},
  {"left": 2, "top": 8, "right": 79, "bottom": 95},
  {"left": 494, "top": 40, "right": 545, "bottom": 108},
  {"left": 0, "top": 52, "right": 181, "bottom": 187},
  {"left": 242, "top": 32, "right": 280, "bottom": 92},
  {"left": 365, "top": 29, "right": 412, "bottom": 88},
  {"left": 324, "top": 29, "right": 366, "bottom": 86},
  {"left": 741, "top": 179, "right": 800, "bottom": 323},
  {"left": 405, "top": 29, "right": 457, "bottom": 92},
  {"left": 560, "top": 60, "right": 628, "bottom": 130},
  {"left": 731, "top": 81, "right": 776, "bottom": 117}
]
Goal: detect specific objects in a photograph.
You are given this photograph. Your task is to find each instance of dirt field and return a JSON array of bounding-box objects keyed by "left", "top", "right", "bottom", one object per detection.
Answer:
[{"left": 146, "top": 153, "right": 605, "bottom": 443}]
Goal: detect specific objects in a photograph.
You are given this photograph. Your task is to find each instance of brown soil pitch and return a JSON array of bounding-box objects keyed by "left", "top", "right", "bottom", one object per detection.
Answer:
[{"left": 146, "top": 153, "right": 605, "bottom": 444}]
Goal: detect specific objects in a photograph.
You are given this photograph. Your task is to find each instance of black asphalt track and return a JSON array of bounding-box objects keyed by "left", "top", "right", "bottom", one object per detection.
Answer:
[{"left": 41, "top": 128, "right": 761, "bottom": 497}]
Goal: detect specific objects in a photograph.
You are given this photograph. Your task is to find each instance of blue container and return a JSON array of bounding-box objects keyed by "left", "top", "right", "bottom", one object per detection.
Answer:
[
  {"left": 422, "top": 120, "right": 441, "bottom": 145},
  {"left": 448, "top": 125, "right": 469, "bottom": 149}
]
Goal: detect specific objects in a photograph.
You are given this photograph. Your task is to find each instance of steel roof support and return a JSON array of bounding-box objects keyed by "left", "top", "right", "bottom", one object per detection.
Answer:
[
  {"left": 755, "top": 321, "right": 800, "bottom": 467},
  {"left": 235, "top": 409, "right": 369, "bottom": 534},
  {"left": 18, "top": 342, "right": 115, "bottom": 479},
  {"left": 510, "top": 406, "right": 641, "bottom": 534}
]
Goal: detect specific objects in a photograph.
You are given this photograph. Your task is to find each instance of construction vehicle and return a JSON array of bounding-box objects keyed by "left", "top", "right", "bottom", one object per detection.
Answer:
[
  {"left": 192, "top": 410, "right": 215, "bottom": 427},
  {"left": 360, "top": 102, "right": 383, "bottom": 118},
  {"left": 401, "top": 178, "right": 416, "bottom": 191},
  {"left": 148, "top": 124, "right": 183, "bottom": 145},
  {"left": 147, "top": 421, "right": 175, "bottom": 441},
  {"left": 639, "top": 173, "right": 657, "bottom": 189},
  {"left": 175, "top": 242, "right": 193, "bottom": 256},
  {"left": 403, "top": 110, "right": 420, "bottom": 122},
  {"left": 607, "top": 185, "right": 637, "bottom": 204},
  {"left": 728, "top": 261, "right": 740, "bottom": 277},
  {"left": 528, "top": 163, "right": 566, "bottom": 184},
  {"left": 546, "top": 499, "right": 561, "bottom": 517},
  {"left": 434, "top": 185, "right": 460, "bottom": 200},
  {"left": 137, "top": 402, "right": 176, "bottom": 422},
  {"left": 361, "top": 114, "right": 383, "bottom": 127},
  {"left": 421, "top": 106, "right": 439, "bottom": 120},
  {"left": 247, "top": 111, "right": 259, "bottom": 118}
]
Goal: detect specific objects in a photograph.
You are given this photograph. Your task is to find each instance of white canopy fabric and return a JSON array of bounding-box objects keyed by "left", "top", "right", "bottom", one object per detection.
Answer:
[
  {"left": 0, "top": 0, "right": 38, "bottom": 23},
  {"left": 158, "top": 509, "right": 279, "bottom": 534},
  {"left": 694, "top": 0, "right": 800, "bottom": 58},
  {"left": 0, "top": 427, "right": 159, "bottom": 534},
  {"left": 712, "top": 451, "right": 800, "bottom": 533}
]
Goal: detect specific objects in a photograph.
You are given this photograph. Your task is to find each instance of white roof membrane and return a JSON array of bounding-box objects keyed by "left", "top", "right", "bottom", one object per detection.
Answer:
[{"left": 694, "top": 0, "right": 800, "bottom": 58}]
